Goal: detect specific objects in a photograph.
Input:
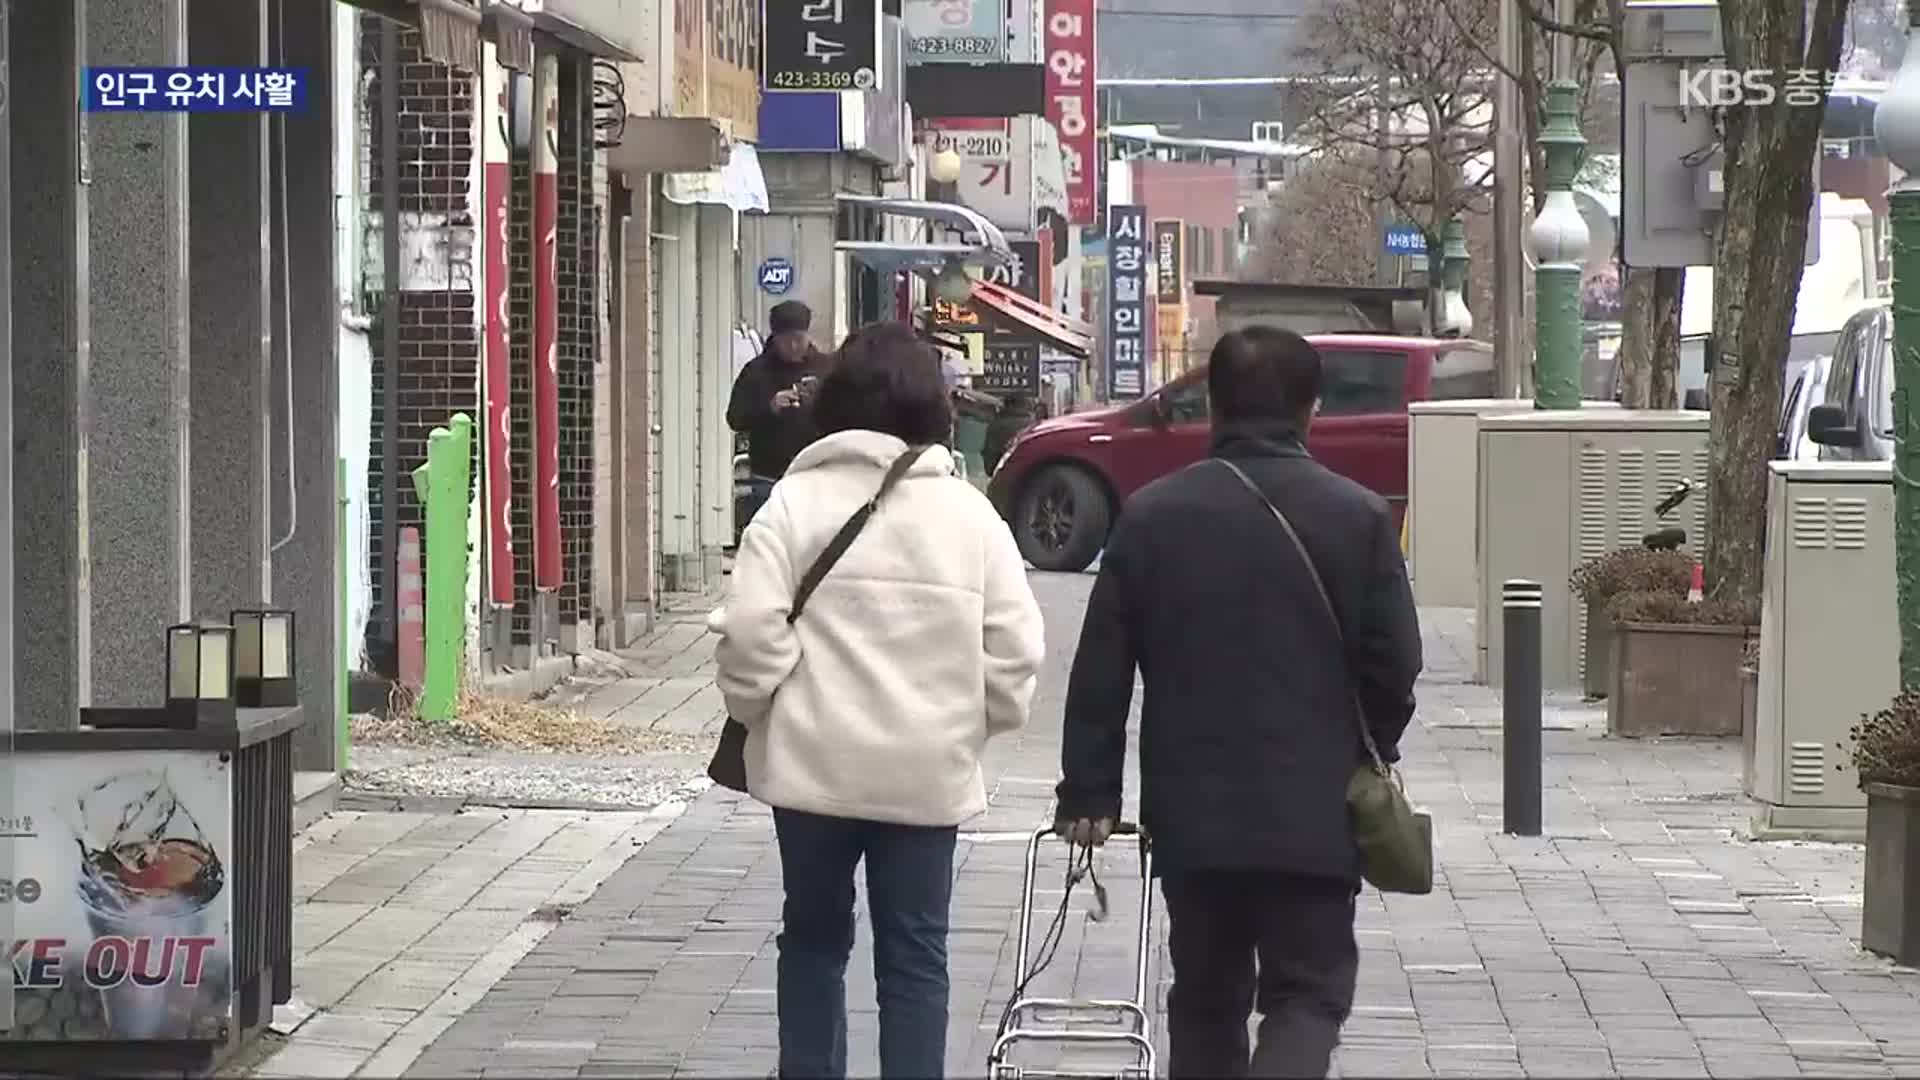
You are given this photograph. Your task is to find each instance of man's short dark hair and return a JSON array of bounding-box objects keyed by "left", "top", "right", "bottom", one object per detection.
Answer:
[
  {"left": 769, "top": 301, "right": 812, "bottom": 335},
  {"left": 1207, "top": 326, "right": 1322, "bottom": 424},
  {"left": 812, "top": 322, "right": 954, "bottom": 445}
]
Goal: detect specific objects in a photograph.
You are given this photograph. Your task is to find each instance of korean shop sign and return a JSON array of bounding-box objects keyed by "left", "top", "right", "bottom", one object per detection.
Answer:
[
  {"left": 764, "top": 0, "right": 882, "bottom": 92},
  {"left": 927, "top": 117, "right": 1034, "bottom": 233},
  {"left": 903, "top": 0, "right": 1007, "bottom": 64},
  {"left": 985, "top": 240, "right": 1044, "bottom": 303},
  {"left": 1107, "top": 206, "right": 1149, "bottom": 399},
  {"left": 1153, "top": 219, "right": 1184, "bottom": 305},
  {"left": 1043, "top": 0, "right": 1096, "bottom": 224}
]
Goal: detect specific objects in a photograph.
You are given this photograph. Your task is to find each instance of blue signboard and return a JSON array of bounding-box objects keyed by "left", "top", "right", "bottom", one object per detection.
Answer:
[
  {"left": 85, "top": 67, "right": 309, "bottom": 112},
  {"left": 758, "top": 257, "right": 796, "bottom": 296},
  {"left": 1106, "top": 205, "right": 1149, "bottom": 400},
  {"left": 1384, "top": 224, "right": 1428, "bottom": 256}
]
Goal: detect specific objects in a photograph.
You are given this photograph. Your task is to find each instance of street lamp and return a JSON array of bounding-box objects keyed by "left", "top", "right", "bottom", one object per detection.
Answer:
[
  {"left": 931, "top": 256, "right": 973, "bottom": 304},
  {"left": 1875, "top": 3, "right": 1920, "bottom": 685},
  {"left": 929, "top": 146, "right": 963, "bottom": 186},
  {"left": 1530, "top": 81, "right": 1588, "bottom": 408}
]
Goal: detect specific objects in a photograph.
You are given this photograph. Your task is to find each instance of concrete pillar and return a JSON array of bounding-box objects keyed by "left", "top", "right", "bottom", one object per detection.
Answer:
[
  {"left": 87, "top": 0, "right": 191, "bottom": 707},
  {"left": 616, "top": 177, "right": 654, "bottom": 643},
  {"left": 188, "top": 0, "right": 271, "bottom": 615},
  {"left": 9, "top": 0, "right": 87, "bottom": 727},
  {"left": 273, "top": 0, "right": 342, "bottom": 769}
]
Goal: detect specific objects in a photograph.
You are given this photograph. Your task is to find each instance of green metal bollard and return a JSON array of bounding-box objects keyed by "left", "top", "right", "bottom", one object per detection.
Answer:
[{"left": 411, "top": 414, "right": 475, "bottom": 723}]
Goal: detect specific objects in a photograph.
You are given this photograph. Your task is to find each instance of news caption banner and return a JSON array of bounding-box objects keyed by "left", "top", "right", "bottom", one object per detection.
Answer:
[
  {"left": 6, "top": 752, "right": 234, "bottom": 1042},
  {"left": 83, "top": 67, "right": 309, "bottom": 112}
]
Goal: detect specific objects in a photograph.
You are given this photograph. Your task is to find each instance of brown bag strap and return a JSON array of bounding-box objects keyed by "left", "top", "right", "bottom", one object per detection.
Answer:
[
  {"left": 1215, "top": 458, "right": 1389, "bottom": 773},
  {"left": 786, "top": 446, "right": 927, "bottom": 624}
]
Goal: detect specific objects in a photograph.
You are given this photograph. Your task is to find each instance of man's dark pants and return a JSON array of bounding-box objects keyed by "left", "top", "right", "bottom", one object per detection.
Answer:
[
  {"left": 1161, "top": 870, "right": 1360, "bottom": 1079},
  {"left": 773, "top": 808, "right": 957, "bottom": 1079}
]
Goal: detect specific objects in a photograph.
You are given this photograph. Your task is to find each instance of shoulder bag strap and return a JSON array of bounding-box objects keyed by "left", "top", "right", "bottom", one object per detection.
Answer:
[
  {"left": 1214, "top": 458, "right": 1390, "bottom": 773},
  {"left": 786, "top": 445, "right": 926, "bottom": 624}
]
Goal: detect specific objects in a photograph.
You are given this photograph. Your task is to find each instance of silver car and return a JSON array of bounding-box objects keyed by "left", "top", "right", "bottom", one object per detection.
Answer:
[{"left": 1808, "top": 303, "right": 1893, "bottom": 461}]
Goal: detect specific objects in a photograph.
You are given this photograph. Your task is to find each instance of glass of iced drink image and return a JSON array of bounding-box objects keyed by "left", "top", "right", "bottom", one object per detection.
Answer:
[{"left": 72, "top": 770, "right": 226, "bottom": 1039}]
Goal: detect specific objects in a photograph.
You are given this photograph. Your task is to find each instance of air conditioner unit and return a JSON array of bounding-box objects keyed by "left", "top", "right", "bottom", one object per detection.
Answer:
[
  {"left": 1751, "top": 460, "right": 1894, "bottom": 840},
  {"left": 1477, "top": 410, "right": 1711, "bottom": 689},
  {"left": 1409, "top": 400, "right": 1620, "bottom": 608}
]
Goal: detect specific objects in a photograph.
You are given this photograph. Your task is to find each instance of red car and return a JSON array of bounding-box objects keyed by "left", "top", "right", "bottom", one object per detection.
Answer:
[{"left": 986, "top": 334, "right": 1496, "bottom": 572}]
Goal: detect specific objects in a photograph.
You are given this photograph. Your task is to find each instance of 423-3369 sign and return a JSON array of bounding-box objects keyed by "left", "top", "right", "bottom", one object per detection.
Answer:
[{"left": 764, "top": 0, "right": 882, "bottom": 91}]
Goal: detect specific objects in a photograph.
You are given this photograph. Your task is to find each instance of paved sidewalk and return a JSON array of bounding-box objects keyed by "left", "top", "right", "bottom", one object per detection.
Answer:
[{"left": 373, "top": 582, "right": 1920, "bottom": 1079}]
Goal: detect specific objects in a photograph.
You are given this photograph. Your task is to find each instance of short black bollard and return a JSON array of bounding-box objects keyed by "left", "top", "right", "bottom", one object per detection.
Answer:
[{"left": 1502, "top": 579, "right": 1543, "bottom": 836}]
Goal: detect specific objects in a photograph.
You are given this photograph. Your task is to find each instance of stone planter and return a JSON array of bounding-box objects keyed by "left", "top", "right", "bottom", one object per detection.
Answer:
[
  {"left": 1863, "top": 783, "right": 1920, "bottom": 965},
  {"left": 1583, "top": 603, "right": 1614, "bottom": 700},
  {"left": 1607, "top": 622, "right": 1750, "bottom": 737}
]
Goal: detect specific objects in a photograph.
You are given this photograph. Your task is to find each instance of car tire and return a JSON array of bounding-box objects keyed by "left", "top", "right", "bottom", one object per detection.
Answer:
[{"left": 1013, "top": 465, "right": 1111, "bottom": 573}]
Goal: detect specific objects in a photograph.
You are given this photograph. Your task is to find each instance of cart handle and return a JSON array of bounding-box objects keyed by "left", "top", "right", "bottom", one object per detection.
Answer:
[{"left": 1010, "top": 822, "right": 1154, "bottom": 1011}]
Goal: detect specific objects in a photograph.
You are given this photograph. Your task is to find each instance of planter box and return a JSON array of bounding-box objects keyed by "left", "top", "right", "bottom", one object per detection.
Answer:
[
  {"left": 1583, "top": 604, "right": 1614, "bottom": 700},
  {"left": 1864, "top": 783, "right": 1920, "bottom": 965},
  {"left": 1607, "top": 622, "right": 1750, "bottom": 738}
]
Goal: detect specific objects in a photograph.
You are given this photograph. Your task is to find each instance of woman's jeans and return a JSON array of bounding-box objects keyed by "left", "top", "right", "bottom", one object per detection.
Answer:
[{"left": 773, "top": 807, "right": 958, "bottom": 1079}]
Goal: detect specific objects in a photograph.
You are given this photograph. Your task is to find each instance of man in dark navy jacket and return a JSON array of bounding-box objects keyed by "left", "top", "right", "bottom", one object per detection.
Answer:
[{"left": 1054, "top": 326, "right": 1422, "bottom": 1079}]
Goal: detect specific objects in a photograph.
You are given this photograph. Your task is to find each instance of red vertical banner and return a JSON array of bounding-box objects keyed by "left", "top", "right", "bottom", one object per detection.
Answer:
[
  {"left": 1045, "top": 0, "right": 1097, "bottom": 226},
  {"left": 481, "top": 50, "right": 516, "bottom": 607},
  {"left": 532, "top": 55, "right": 562, "bottom": 592}
]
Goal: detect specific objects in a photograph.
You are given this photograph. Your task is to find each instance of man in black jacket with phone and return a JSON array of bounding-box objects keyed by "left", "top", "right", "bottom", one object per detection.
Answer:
[
  {"left": 728, "top": 300, "right": 830, "bottom": 482},
  {"left": 1054, "top": 326, "right": 1423, "bottom": 1079}
]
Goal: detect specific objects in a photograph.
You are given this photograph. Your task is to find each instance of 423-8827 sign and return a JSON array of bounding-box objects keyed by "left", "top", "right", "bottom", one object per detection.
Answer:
[{"left": 764, "top": 0, "right": 882, "bottom": 91}]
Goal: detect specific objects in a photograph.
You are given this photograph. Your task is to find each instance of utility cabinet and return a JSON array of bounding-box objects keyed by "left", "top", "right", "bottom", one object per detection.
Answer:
[
  {"left": 1409, "top": 399, "right": 1619, "bottom": 608},
  {"left": 1752, "top": 460, "right": 1895, "bottom": 840},
  {"left": 1477, "top": 410, "right": 1711, "bottom": 689}
]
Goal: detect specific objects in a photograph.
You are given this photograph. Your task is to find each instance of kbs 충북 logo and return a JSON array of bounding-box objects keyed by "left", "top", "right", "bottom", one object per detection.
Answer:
[{"left": 1676, "top": 66, "right": 1837, "bottom": 108}]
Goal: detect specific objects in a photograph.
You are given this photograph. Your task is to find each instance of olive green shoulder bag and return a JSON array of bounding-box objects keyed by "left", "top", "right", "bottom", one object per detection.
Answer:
[{"left": 1216, "top": 459, "right": 1434, "bottom": 895}]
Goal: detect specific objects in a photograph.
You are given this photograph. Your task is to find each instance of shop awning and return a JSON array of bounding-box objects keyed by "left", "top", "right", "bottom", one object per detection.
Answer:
[
  {"left": 969, "top": 280, "right": 1093, "bottom": 359},
  {"left": 664, "top": 143, "right": 770, "bottom": 213},
  {"left": 345, "top": 0, "right": 483, "bottom": 71}
]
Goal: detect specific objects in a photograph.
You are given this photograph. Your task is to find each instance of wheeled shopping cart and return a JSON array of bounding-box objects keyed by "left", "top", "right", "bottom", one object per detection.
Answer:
[{"left": 987, "top": 823, "right": 1156, "bottom": 1080}]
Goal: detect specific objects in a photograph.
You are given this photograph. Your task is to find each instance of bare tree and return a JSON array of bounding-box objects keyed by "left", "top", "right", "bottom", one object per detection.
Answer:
[
  {"left": 1245, "top": 145, "right": 1497, "bottom": 323},
  {"left": 1293, "top": 0, "right": 1499, "bottom": 287},
  {"left": 1703, "top": 0, "right": 1850, "bottom": 607}
]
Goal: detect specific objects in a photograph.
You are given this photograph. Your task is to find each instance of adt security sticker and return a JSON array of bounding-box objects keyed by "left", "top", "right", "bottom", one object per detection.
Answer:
[{"left": 758, "top": 257, "right": 795, "bottom": 296}]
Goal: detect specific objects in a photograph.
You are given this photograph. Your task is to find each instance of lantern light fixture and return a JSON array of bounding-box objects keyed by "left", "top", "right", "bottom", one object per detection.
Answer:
[
  {"left": 166, "top": 621, "right": 236, "bottom": 729},
  {"left": 232, "top": 609, "right": 299, "bottom": 708},
  {"left": 928, "top": 145, "right": 963, "bottom": 186},
  {"left": 931, "top": 256, "right": 973, "bottom": 305}
]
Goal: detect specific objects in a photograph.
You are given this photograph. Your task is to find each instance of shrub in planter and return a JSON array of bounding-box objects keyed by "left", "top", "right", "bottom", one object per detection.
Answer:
[
  {"left": 1568, "top": 549, "right": 1693, "bottom": 700},
  {"left": 1853, "top": 690, "right": 1920, "bottom": 964},
  {"left": 1605, "top": 591, "right": 1757, "bottom": 738}
]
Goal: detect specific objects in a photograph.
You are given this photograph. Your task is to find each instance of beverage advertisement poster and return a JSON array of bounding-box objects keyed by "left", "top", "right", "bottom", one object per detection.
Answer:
[{"left": 5, "top": 751, "right": 232, "bottom": 1041}]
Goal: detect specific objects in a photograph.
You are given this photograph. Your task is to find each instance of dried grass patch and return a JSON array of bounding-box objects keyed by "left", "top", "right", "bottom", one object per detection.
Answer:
[{"left": 351, "top": 683, "right": 709, "bottom": 755}]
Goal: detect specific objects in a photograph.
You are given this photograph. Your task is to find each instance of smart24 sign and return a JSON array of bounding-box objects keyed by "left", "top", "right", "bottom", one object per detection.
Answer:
[
  {"left": 1107, "top": 206, "right": 1149, "bottom": 400},
  {"left": 1044, "top": 0, "right": 1096, "bottom": 225},
  {"left": 764, "top": 0, "right": 882, "bottom": 92}
]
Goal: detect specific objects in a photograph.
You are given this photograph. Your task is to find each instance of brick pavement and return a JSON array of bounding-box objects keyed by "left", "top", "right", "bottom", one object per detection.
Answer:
[{"left": 386, "top": 579, "right": 1918, "bottom": 1079}]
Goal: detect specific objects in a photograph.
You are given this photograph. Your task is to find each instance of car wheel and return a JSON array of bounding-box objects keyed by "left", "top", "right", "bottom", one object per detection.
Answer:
[{"left": 1014, "top": 465, "right": 1111, "bottom": 572}]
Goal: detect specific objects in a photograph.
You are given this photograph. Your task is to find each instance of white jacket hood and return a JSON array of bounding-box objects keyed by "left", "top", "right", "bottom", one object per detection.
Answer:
[{"left": 710, "top": 428, "right": 1045, "bottom": 827}]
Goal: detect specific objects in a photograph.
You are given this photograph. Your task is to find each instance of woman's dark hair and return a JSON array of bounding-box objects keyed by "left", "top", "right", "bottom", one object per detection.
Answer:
[
  {"left": 1207, "top": 325, "right": 1322, "bottom": 424},
  {"left": 812, "top": 321, "right": 954, "bottom": 445}
]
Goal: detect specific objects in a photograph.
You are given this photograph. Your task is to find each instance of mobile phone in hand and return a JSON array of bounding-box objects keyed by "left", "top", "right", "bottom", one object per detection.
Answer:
[{"left": 798, "top": 375, "right": 820, "bottom": 401}]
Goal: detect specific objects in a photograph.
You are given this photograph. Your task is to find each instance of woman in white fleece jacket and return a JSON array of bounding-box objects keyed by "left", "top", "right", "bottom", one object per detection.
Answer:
[{"left": 712, "top": 322, "right": 1046, "bottom": 1080}]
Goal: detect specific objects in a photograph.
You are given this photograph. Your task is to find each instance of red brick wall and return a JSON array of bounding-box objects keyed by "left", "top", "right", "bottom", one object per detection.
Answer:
[{"left": 1130, "top": 159, "right": 1247, "bottom": 363}]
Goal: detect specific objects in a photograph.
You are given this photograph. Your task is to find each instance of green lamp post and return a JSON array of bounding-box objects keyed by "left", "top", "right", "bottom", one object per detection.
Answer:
[
  {"left": 1875, "top": 8, "right": 1920, "bottom": 688},
  {"left": 1440, "top": 217, "right": 1473, "bottom": 337},
  {"left": 1530, "top": 81, "right": 1588, "bottom": 409}
]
